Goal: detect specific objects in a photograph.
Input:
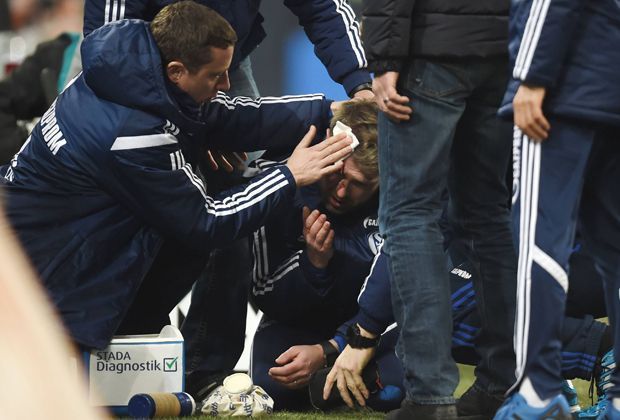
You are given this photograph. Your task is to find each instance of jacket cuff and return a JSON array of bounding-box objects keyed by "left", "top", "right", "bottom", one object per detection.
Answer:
[
  {"left": 276, "top": 165, "right": 297, "bottom": 190},
  {"left": 342, "top": 70, "right": 372, "bottom": 98},
  {"left": 350, "top": 310, "right": 387, "bottom": 337},
  {"left": 299, "top": 251, "right": 333, "bottom": 293},
  {"left": 333, "top": 334, "right": 347, "bottom": 353},
  {"left": 368, "top": 60, "right": 403, "bottom": 75}
]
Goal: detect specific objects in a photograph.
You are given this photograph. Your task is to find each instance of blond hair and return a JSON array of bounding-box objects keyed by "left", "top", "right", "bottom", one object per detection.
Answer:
[{"left": 330, "top": 100, "right": 378, "bottom": 180}]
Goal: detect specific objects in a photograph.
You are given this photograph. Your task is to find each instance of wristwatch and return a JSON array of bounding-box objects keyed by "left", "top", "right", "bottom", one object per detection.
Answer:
[
  {"left": 319, "top": 341, "right": 339, "bottom": 367},
  {"left": 348, "top": 82, "right": 373, "bottom": 98},
  {"left": 346, "top": 324, "right": 380, "bottom": 349}
]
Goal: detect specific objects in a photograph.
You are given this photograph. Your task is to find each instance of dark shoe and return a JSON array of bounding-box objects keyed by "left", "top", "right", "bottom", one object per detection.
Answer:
[
  {"left": 185, "top": 370, "right": 231, "bottom": 403},
  {"left": 386, "top": 399, "right": 458, "bottom": 420},
  {"left": 457, "top": 384, "right": 506, "bottom": 419}
]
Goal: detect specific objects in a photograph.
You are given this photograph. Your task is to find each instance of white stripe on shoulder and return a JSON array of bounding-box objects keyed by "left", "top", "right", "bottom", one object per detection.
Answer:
[
  {"left": 211, "top": 92, "right": 325, "bottom": 110},
  {"left": 111, "top": 133, "right": 178, "bottom": 150},
  {"left": 331, "top": 0, "right": 366, "bottom": 68},
  {"left": 111, "top": 0, "right": 118, "bottom": 23},
  {"left": 119, "top": 0, "right": 126, "bottom": 20},
  {"left": 514, "top": 0, "right": 551, "bottom": 80}
]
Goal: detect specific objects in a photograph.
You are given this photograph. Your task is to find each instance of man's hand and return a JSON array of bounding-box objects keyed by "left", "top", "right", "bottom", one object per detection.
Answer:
[
  {"left": 268, "top": 344, "right": 325, "bottom": 389},
  {"left": 286, "top": 125, "right": 353, "bottom": 187},
  {"left": 352, "top": 89, "right": 375, "bottom": 100},
  {"left": 513, "top": 84, "right": 550, "bottom": 141},
  {"left": 205, "top": 150, "right": 248, "bottom": 172},
  {"left": 302, "top": 207, "right": 334, "bottom": 269},
  {"left": 323, "top": 343, "right": 376, "bottom": 408},
  {"left": 373, "top": 72, "right": 412, "bottom": 122}
]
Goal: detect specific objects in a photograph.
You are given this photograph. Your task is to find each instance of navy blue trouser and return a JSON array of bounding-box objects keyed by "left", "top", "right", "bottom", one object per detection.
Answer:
[
  {"left": 512, "top": 117, "right": 620, "bottom": 399},
  {"left": 251, "top": 319, "right": 403, "bottom": 411},
  {"left": 451, "top": 265, "right": 607, "bottom": 382}
]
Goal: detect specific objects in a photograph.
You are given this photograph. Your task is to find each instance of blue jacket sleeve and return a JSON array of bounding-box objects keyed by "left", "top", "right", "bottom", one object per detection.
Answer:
[
  {"left": 347, "top": 247, "right": 395, "bottom": 336},
  {"left": 202, "top": 92, "right": 332, "bottom": 154},
  {"left": 101, "top": 139, "right": 296, "bottom": 250},
  {"left": 512, "top": 0, "right": 585, "bottom": 87},
  {"left": 284, "top": 0, "right": 371, "bottom": 96}
]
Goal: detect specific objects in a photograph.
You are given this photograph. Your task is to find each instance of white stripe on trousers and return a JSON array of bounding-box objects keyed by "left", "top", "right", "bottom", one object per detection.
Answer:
[
  {"left": 511, "top": 127, "right": 569, "bottom": 392},
  {"left": 512, "top": 127, "right": 540, "bottom": 392}
]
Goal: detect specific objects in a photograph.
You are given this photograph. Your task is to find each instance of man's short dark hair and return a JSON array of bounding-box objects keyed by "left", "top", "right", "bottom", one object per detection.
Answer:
[{"left": 150, "top": 1, "right": 237, "bottom": 73}]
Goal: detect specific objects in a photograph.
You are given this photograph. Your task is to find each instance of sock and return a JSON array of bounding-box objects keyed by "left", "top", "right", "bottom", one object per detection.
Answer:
[
  {"left": 519, "top": 377, "right": 552, "bottom": 408},
  {"left": 613, "top": 398, "right": 620, "bottom": 411}
]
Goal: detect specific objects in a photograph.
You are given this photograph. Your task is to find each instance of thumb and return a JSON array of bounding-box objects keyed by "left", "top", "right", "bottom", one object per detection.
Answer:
[
  {"left": 295, "top": 125, "right": 317, "bottom": 150},
  {"left": 275, "top": 347, "right": 298, "bottom": 365}
]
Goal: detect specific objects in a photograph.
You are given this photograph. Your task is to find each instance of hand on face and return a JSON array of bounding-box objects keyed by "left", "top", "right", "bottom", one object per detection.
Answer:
[
  {"left": 302, "top": 207, "right": 335, "bottom": 269},
  {"left": 286, "top": 126, "right": 353, "bottom": 187}
]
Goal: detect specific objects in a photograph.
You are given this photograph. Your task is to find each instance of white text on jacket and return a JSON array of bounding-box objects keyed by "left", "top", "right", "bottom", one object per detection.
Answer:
[{"left": 40, "top": 100, "right": 67, "bottom": 155}]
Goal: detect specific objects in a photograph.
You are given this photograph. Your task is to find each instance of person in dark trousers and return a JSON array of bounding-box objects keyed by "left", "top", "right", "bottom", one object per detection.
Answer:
[
  {"left": 0, "top": 1, "right": 353, "bottom": 351},
  {"left": 493, "top": 0, "right": 620, "bottom": 418},
  {"left": 361, "top": 0, "right": 517, "bottom": 418}
]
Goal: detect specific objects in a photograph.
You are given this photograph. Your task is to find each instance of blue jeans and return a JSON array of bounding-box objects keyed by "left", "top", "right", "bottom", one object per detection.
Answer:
[{"left": 379, "top": 57, "right": 517, "bottom": 404}]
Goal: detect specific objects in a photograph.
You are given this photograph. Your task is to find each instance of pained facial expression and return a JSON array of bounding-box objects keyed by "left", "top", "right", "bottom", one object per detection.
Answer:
[
  {"left": 170, "top": 45, "right": 234, "bottom": 103},
  {"left": 319, "top": 156, "right": 379, "bottom": 215}
]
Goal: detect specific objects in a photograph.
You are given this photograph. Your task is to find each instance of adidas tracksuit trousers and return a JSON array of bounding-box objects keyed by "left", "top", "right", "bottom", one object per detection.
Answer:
[{"left": 512, "top": 116, "right": 620, "bottom": 399}]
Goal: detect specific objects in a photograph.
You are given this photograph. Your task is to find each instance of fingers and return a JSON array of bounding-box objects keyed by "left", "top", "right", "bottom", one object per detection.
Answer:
[
  {"left": 376, "top": 88, "right": 412, "bottom": 122},
  {"left": 270, "top": 371, "right": 310, "bottom": 387},
  {"left": 304, "top": 209, "right": 322, "bottom": 233},
  {"left": 269, "top": 362, "right": 297, "bottom": 377},
  {"left": 515, "top": 105, "right": 549, "bottom": 141},
  {"left": 307, "top": 214, "right": 328, "bottom": 239},
  {"left": 316, "top": 132, "right": 349, "bottom": 150},
  {"left": 384, "top": 97, "right": 413, "bottom": 121},
  {"left": 319, "top": 138, "right": 354, "bottom": 165},
  {"left": 313, "top": 220, "right": 332, "bottom": 247},
  {"left": 335, "top": 370, "right": 354, "bottom": 408},
  {"left": 323, "top": 367, "right": 336, "bottom": 400},
  {"left": 274, "top": 347, "right": 297, "bottom": 365},
  {"left": 295, "top": 125, "right": 317, "bottom": 150},
  {"left": 343, "top": 370, "right": 366, "bottom": 407},
  {"left": 320, "top": 160, "right": 344, "bottom": 176},
  {"left": 323, "top": 229, "right": 335, "bottom": 252},
  {"left": 205, "top": 150, "right": 218, "bottom": 171},
  {"left": 215, "top": 154, "right": 234, "bottom": 172},
  {"left": 305, "top": 211, "right": 333, "bottom": 251}
]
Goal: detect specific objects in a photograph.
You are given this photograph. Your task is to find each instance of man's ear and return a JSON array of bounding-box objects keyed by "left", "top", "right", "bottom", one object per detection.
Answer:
[{"left": 166, "top": 61, "right": 188, "bottom": 84}]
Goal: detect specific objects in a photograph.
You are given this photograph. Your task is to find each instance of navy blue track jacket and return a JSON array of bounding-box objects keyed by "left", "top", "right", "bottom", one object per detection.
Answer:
[
  {"left": 499, "top": 0, "right": 620, "bottom": 125},
  {"left": 1, "top": 20, "right": 333, "bottom": 349},
  {"left": 340, "top": 250, "right": 477, "bottom": 341},
  {"left": 83, "top": 0, "right": 370, "bottom": 96},
  {"left": 250, "top": 173, "right": 381, "bottom": 336}
]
